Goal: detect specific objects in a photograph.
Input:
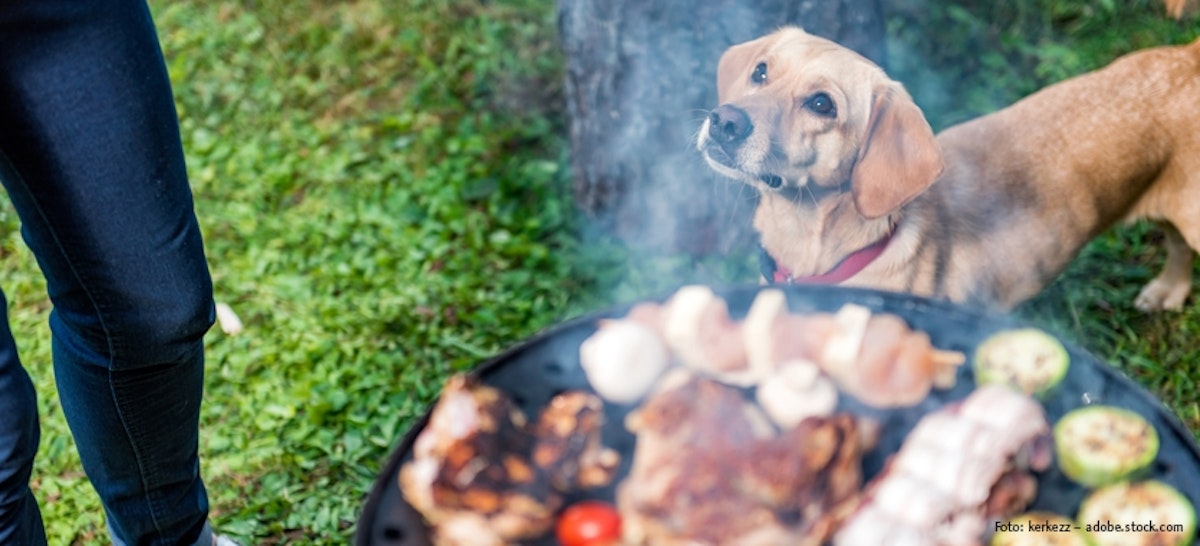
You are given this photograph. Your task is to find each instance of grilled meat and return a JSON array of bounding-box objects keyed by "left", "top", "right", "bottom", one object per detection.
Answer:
[
  {"left": 834, "top": 385, "right": 1052, "bottom": 546},
  {"left": 400, "top": 375, "right": 618, "bottom": 545},
  {"left": 618, "top": 373, "right": 873, "bottom": 545}
]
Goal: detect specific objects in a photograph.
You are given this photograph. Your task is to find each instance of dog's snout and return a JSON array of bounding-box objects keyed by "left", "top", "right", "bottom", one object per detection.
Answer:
[{"left": 708, "top": 104, "right": 753, "bottom": 144}]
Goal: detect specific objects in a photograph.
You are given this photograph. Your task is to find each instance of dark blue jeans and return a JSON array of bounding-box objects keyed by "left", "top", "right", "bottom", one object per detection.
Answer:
[{"left": 0, "top": 2, "right": 217, "bottom": 545}]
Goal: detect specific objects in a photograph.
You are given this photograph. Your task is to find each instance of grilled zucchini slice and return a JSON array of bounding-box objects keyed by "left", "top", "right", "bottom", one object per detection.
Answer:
[
  {"left": 1054, "top": 405, "right": 1158, "bottom": 488},
  {"left": 1078, "top": 480, "right": 1196, "bottom": 546},
  {"left": 973, "top": 328, "right": 1069, "bottom": 397}
]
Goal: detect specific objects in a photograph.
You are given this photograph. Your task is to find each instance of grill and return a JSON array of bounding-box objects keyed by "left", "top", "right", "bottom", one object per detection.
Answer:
[{"left": 354, "top": 284, "right": 1200, "bottom": 546}]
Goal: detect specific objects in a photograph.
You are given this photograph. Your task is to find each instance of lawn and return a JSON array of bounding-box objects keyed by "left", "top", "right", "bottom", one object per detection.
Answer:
[{"left": 0, "top": 0, "right": 1196, "bottom": 543}]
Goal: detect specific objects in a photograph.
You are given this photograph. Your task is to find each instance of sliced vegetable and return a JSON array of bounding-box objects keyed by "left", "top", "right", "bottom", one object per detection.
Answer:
[
  {"left": 973, "top": 328, "right": 1070, "bottom": 397},
  {"left": 1078, "top": 480, "right": 1196, "bottom": 546},
  {"left": 1054, "top": 405, "right": 1158, "bottom": 488},
  {"left": 556, "top": 500, "right": 622, "bottom": 546}
]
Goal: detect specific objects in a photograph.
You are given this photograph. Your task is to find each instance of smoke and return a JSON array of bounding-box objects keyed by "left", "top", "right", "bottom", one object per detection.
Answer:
[{"left": 559, "top": 0, "right": 889, "bottom": 282}]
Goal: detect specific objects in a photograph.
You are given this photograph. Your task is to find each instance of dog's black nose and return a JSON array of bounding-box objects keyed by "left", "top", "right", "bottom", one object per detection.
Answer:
[{"left": 708, "top": 104, "right": 752, "bottom": 144}]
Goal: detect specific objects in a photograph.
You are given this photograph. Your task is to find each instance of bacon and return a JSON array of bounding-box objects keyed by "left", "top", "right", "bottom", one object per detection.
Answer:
[{"left": 834, "top": 385, "right": 1052, "bottom": 546}]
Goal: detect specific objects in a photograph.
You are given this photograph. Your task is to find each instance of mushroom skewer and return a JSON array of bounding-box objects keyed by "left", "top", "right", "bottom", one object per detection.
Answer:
[{"left": 579, "top": 287, "right": 966, "bottom": 411}]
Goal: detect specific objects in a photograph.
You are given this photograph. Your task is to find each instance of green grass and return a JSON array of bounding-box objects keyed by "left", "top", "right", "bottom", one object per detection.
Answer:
[
  {"left": 889, "top": 0, "right": 1200, "bottom": 129},
  {"left": 0, "top": 0, "right": 1196, "bottom": 543}
]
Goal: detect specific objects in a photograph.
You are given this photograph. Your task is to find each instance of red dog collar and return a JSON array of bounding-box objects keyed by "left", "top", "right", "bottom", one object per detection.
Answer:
[{"left": 765, "top": 231, "right": 893, "bottom": 285}]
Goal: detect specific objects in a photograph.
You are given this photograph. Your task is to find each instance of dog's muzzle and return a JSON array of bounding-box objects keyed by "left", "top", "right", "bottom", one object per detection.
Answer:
[
  {"left": 705, "top": 105, "right": 784, "bottom": 189},
  {"left": 708, "top": 104, "right": 753, "bottom": 146}
]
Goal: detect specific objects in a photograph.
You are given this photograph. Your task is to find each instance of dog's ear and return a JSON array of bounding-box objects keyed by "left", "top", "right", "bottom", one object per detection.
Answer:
[{"left": 850, "top": 87, "right": 944, "bottom": 219}]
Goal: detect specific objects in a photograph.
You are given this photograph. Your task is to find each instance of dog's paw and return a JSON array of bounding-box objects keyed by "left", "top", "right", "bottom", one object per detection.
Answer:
[{"left": 1134, "top": 277, "right": 1192, "bottom": 312}]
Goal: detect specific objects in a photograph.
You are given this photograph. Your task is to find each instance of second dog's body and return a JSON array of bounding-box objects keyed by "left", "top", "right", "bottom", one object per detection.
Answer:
[{"left": 699, "top": 27, "right": 1200, "bottom": 311}]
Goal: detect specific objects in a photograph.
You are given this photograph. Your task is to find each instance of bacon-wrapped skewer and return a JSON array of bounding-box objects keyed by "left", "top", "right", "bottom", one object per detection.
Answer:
[{"left": 834, "top": 385, "right": 1053, "bottom": 546}]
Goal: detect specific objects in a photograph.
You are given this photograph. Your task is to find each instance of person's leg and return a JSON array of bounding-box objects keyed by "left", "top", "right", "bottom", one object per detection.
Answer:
[
  {"left": 0, "top": 290, "right": 47, "bottom": 546},
  {"left": 0, "top": 2, "right": 217, "bottom": 545}
]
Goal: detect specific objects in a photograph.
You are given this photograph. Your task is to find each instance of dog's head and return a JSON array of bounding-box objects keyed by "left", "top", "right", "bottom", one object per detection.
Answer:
[{"left": 697, "top": 26, "right": 943, "bottom": 222}]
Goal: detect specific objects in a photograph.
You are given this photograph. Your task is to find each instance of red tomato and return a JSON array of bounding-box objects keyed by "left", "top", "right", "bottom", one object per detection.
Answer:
[{"left": 555, "top": 500, "right": 621, "bottom": 546}]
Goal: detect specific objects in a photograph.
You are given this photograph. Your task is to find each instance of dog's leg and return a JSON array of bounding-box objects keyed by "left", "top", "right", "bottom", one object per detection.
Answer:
[{"left": 1134, "top": 222, "right": 1194, "bottom": 311}]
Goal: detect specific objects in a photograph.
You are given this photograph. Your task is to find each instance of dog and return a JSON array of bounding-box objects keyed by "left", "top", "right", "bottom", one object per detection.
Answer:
[
  {"left": 697, "top": 26, "right": 1200, "bottom": 311},
  {"left": 1165, "top": 0, "right": 1198, "bottom": 19}
]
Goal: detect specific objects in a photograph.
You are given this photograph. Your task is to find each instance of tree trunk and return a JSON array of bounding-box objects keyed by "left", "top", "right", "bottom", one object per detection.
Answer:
[{"left": 559, "top": 0, "right": 887, "bottom": 255}]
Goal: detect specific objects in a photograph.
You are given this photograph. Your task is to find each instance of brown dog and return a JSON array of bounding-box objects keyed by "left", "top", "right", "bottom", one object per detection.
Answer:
[
  {"left": 697, "top": 26, "right": 1200, "bottom": 311},
  {"left": 1165, "top": 0, "right": 1198, "bottom": 19}
]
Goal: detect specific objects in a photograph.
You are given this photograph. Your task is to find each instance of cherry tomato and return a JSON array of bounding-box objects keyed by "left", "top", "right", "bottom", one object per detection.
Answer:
[{"left": 555, "top": 500, "right": 621, "bottom": 546}]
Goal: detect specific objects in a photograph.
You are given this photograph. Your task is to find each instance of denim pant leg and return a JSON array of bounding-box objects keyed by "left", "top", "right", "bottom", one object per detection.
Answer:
[
  {"left": 0, "top": 291, "right": 47, "bottom": 546},
  {"left": 0, "top": 2, "right": 217, "bottom": 545}
]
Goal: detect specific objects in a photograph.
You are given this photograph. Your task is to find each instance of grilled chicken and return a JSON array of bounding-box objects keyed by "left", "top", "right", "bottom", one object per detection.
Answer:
[
  {"left": 400, "top": 375, "right": 619, "bottom": 545},
  {"left": 618, "top": 372, "right": 872, "bottom": 545}
]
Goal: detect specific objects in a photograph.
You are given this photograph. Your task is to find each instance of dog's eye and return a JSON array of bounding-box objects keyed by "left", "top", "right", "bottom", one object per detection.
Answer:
[
  {"left": 751, "top": 62, "right": 768, "bottom": 85},
  {"left": 804, "top": 92, "right": 837, "bottom": 117}
]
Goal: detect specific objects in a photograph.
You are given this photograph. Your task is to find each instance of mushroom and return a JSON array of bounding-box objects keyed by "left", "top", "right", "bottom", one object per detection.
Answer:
[
  {"left": 820, "top": 303, "right": 872, "bottom": 377},
  {"left": 740, "top": 288, "right": 790, "bottom": 380},
  {"left": 660, "top": 285, "right": 748, "bottom": 377},
  {"left": 579, "top": 320, "right": 671, "bottom": 404},
  {"left": 756, "top": 359, "right": 839, "bottom": 428}
]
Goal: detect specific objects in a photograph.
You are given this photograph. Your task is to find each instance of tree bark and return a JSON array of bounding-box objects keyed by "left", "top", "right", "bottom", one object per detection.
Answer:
[{"left": 559, "top": 0, "right": 887, "bottom": 255}]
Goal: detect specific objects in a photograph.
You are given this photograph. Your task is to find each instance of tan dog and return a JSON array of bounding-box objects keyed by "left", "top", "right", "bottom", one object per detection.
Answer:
[
  {"left": 1165, "top": 0, "right": 1198, "bottom": 19},
  {"left": 697, "top": 26, "right": 1200, "bottom": 311}
]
